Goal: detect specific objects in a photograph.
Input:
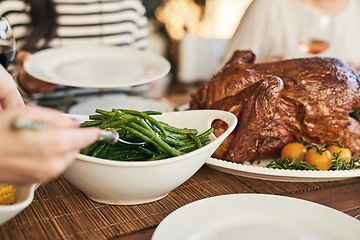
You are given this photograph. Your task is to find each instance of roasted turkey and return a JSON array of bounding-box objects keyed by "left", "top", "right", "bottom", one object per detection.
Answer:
[{"left": 190, "top": 50, "right": 360, "bottom": 163}]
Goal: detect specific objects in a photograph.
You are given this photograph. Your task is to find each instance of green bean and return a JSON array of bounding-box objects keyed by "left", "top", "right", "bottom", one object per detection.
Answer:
[
  {"left": 109, "top": 152, "right": 150, "bottom": 161},
  {"left": 127, "top": 122, "right": 181, "bottom": 157},
  {"left": 99, "top": 111, "right": 122, "bottom": 128},
  {"left": 121, "top": 109, "right": 167, "bottom": 136},
  {"left": 96, "top": 144, "right": 113, "bottom": 158},
  {"left": 139, "top": 118, "right": 156, "bottom": 134},
  {"left": 80, "top": 108, "right": 213, "bottom": 162},
  {"left": 199, "top": 136, "right": 211, "bottom": 144},
  {"left": 162, "top": 136, "right": 187, "bottom": 146},
  {"left": 121, "top": 124, "right": 169, "bottom": 154},
  {"left": 176, "top": 143, "right": 200, "bottom": 153},
  {"left": 80, "top": 141, "right": 100, "bottom": 155},
  {"left": 105, "top": 147, "right": 156, "bottom": 161},
  {"left": 189, "top": 134, "right": 202, "bottom": 148},
  {"left": 143, "top": 111, "right": 162, "bottom": 115},
  {"left": 89, "top": 114, "right": 106, "bottom": 120},
  {"left": 91, "top": 142, "right": 108, "bottom": 157},
  {"left": 101, "top": 116, "right": 140, "bottom": 128},
  {"left": 95, "top": 109, "right": 115, "bottom": 117},
  {"left": 149, "top": 153, "right": 171, "bottom": 161},
  {"left": 80, "top": 120, "right": 103, "bottom": 127},
  {"left": 197, "top": 127, "right": 214, "bottom": 138},
  {"left": 160, "top": 122, "right": 198, "bottom": 135},
  {"left": 137, "top": 146, "right": 157, "bottom": 156},
  {"left": 105, "top": 145, "right": 155, "bottom": 157}
]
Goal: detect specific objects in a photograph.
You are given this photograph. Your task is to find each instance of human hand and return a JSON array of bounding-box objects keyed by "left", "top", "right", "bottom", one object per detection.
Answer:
[
  {"left": 0, "top": 65, "right": 24, "bottom": 110},
  {"left": 0, "top": 105, "right": 100, "bottom": 184},
  {"left": 16, "top": 50, "right": 58, "bottom": 94}
]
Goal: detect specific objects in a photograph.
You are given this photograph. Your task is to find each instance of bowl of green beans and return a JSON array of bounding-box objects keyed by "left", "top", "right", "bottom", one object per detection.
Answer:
[{"left": 63, "top": 109, "right": 237, "bottom": 205}]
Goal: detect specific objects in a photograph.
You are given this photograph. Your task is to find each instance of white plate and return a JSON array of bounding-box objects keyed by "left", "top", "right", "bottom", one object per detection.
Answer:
[
  {"left": 68, "top": 95, "right": 173, "bottom": 115},
  {"left": 206, "top": 157, "right": 360, "bottom": 182},
  {"left": 152, "top": 194, "right": 360, "bottom": 240},
  {"left": 24, "top": 45, "right": 171, "bottom": 88}
]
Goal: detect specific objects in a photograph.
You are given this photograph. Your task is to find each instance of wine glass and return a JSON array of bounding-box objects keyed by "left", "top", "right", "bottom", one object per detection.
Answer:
[
  {"left": 0, "top": 17, "right": 16, "bottom": 69},
  {"left": 298, "top": 13, "right": 333, "bottom": 55}
]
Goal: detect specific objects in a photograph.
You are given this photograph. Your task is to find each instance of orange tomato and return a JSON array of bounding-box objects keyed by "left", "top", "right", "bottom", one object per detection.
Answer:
[
  {"left": 304, "top": 147, "right": 332, "bottom": 170},
  {"left": 326, "top": 145, "right": 352, "bottom": 164},
  {"left": 280, "top": 142, "right": 307, "bottom": 160}
]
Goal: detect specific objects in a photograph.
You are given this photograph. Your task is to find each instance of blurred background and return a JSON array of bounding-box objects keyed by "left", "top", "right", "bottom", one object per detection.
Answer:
[{"left": 143, "top": 0, "right": 253, "bottom": 96}]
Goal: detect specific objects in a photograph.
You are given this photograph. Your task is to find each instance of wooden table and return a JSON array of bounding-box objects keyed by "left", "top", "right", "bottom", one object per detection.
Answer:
[
  {"left": 1, "top": 165, "right": 359, "bottom": 240},
  {"left": 116, "top": 168, "right": 360, "bottom": 240},
  {"left": 1, "top": 92, "right": 359, "bottom": 239}
]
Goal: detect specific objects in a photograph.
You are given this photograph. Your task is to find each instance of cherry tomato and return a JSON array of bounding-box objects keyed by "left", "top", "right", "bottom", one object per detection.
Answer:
[
  {"left": 304, "top": 147, "right": 332, "bottom": 170},
  {"left": 280, "top": 142, "right": 307, "bottom": 160},
  {"left": 326, "top": 145, "right": 352, "bottom": 164}
]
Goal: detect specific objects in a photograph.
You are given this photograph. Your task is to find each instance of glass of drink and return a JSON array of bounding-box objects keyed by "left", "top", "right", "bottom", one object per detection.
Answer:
[
  {"left": 0, "top": 17, "right": 16, "bottom": 69},
  {"left": 298, "top": 14, "right": 332, "bottom": 55}
]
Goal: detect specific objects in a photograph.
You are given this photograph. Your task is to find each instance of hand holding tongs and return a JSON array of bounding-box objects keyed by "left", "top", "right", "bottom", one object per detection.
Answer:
[{"left": 12, "top": 117, "right": 146, "bottom": 146}]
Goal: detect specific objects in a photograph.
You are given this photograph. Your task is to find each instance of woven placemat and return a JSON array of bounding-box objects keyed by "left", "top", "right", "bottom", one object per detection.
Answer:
[{"left": 1, "top": 166, "right": 359, "bottom": 240}]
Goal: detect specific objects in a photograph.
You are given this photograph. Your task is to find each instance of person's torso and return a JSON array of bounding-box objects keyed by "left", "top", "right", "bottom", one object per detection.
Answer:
[{"left": 0, "top": 0, "right": 149, "bottom": 51}]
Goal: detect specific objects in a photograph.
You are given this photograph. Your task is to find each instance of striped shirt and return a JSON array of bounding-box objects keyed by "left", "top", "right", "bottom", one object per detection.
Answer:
[
  {"left": 0, "top": 0, "right": 150, "bottom": 111},
  {"left": 221, "top": 0, "right": 360, "bottom": 67}
]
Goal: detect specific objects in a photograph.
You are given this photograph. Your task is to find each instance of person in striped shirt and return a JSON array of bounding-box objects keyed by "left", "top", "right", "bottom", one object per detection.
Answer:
[
  {"left": 221, "top": 0, "right": 360, "bottom": 68},
  {"left": 0, "top": 0, "right": 150, "bottom": 111}
]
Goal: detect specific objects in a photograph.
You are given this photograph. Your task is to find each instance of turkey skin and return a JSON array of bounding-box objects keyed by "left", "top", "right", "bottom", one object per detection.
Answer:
[{"left": 190, "top": 51, "right": 360, "bottom": 163}]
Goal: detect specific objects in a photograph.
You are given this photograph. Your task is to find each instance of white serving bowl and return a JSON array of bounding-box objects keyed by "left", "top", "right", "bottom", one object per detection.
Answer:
[
  {"left": 63, "top": 110, "right": 237, "bottom": 205},
  {"left": 0, "top": 184, "right": 36, "bottom": 225}
]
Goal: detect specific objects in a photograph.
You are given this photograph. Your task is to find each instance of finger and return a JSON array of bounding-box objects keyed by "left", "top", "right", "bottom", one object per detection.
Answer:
[
  {"left": 16, "top": 50, "right": 32, "bottom": 67},
  {"left": 18, "top": 71, "right": 58, "bottom": 94},
  {"left": 0, "top": 90, "right": 25, "bottom": 110},
  {"left": 0, "top": 66, "right": 25, "bottom": 110},
  {"left": 18, "top": 74, "right": 58, "bottom": 94},
  {"left": 17, "top": 105, "right": 81, "bottom": 128},
  {"left": 33, "top": 79, "right": 58, "bottom": 93},
  {"left": 54, "top": 127, "right": 100, "bottom": 151},
  {"left": 16, "top": 51, "right": 58, "bottom": 94}
]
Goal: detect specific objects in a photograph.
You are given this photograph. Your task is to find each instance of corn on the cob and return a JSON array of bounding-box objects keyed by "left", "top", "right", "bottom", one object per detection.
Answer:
[{"left": 0, "top": 184, "right": 15, "bottom": 205}]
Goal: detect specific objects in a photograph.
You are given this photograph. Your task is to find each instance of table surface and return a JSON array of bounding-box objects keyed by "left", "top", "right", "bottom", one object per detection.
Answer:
[
  {"left": 118, "top": 175, "right": 360, "bottom": 240},
  {"left": 1, "top": 165, "right": 359, "bottom": 240},
  {"left": 1, "top": 92, "right": 360, "bottom": 240}
]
